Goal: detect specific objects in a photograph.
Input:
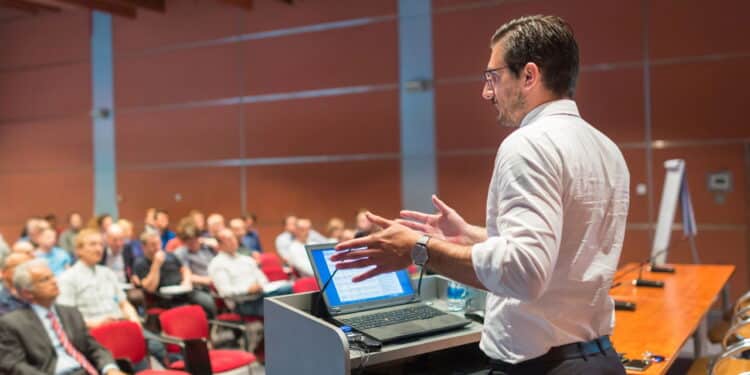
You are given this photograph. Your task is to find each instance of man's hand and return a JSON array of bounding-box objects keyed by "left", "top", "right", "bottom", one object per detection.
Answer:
[
  {"left": 398, "top": 195, "right": 472, "bottom": 245},
  {"left": 153, "top": 250, "right": 166, "bottom": 267},
  {"left": 105, "top": 369, "right": 127, "bottom": 375},
  {"left": 331, "top": 212, "right": 419, "bottom": 282},
  {"left": 247, "top": 283, "right": 262, "bottom": 295}
]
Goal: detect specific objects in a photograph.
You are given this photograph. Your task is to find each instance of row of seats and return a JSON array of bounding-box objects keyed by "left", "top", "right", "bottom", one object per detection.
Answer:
[{"left": 689, "top": 291, "right": 750, "bottom": 374}]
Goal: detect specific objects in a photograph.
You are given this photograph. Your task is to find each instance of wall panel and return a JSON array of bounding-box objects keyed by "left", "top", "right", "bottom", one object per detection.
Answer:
[
  {"left": 116, "top": 106, "right": 242, "bottom": 165},
  {"left": 243, "top": 91, "right": 399, "bottom": 158}
]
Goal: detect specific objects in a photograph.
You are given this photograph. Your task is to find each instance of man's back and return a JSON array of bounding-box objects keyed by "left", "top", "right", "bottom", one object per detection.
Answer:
[{"left": 476, "top": 99, "right": 629, "bottom": 362}]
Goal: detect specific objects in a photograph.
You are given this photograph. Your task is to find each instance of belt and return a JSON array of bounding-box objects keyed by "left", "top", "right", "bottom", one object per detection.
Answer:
[{"left": 490, "top": 335, "right": 613, "bottom": 371}]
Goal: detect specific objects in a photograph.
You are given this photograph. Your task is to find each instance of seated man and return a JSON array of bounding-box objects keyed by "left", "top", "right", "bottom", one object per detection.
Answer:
[
  {"left": 100, "top": 224, "right": 128, "bottom": 283},
  {"left": 242, "top": 214, "right": 263, "bottom": 253},
  {"left": 0, "top": 252, "right": 34, "bottom": 315},
  {"left": 286, "top": 218, "right": 316, "bottom": 277},
  {"left": 57, "top": 229, "right": 169, "bottom": 368},
  {"left": 229, "top": 218, "right": 257, "bottom": 258},
  {"left": 208, "top": 229, "right": 292, "bottom": 317},
  {"left": 0, "top": 259, "right": 125, "bottom": 375},
  {"left": 35, "top": 228, "right": 72, "bottom": 275},
  {"left": 12, "top": 240, "right": 35, "bottom": 255},
  {"left": 132, "top": 231, "right": 216, "bottom": 318},
  {"left": 173, "top": 217, "right": 215, "bottom": 289}
]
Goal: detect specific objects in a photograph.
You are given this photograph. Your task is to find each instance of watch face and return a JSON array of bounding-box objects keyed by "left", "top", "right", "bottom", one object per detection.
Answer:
[{"left": 412, "top": 245, "right": 428, "bottom": 265}]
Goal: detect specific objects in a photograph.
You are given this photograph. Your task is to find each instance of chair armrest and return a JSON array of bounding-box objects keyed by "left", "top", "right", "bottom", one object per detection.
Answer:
[
  {"left": 115, "top": 358, "right": 134, "bottom": 374},
  {"left": 722, "top": 318, "right": 750, "bottom": 350},
  {"left": 209, "top": 319, "right": 248, "bottom": 331},
  {"left": 710, "top": 338, "right": 750, "bottom": 375},
  {"left": 147, "top": 333, "right": 187, "bottom": 348},
  {"left": 734, "top": 291, "right": 750, "bottom": 314}
]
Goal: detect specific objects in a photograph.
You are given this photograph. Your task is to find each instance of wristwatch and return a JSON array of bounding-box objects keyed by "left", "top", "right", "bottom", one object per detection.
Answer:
[{"left": 411, "top": 235, "right": 430, "bottom": 266}]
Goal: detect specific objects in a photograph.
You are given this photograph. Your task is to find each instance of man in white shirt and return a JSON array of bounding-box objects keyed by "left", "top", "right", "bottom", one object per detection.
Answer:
[
  {"left": 285, "top": 218, "right": 316, "bottom": 277},
  {"left": 209, "top": 229, "right": 291, "bottom": 317},
  {"left": 333, "top": 15, "right": 628, "bottom": 375}
]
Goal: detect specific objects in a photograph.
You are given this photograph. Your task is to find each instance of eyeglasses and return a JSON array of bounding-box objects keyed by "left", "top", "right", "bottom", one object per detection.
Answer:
[{"left": 483, "top": 66, "right": 508, "bottom": 88}]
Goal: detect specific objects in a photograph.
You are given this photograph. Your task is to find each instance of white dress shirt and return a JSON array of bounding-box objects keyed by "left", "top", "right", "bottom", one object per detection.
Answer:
[
  {"left": 471, "top": 99, "right": 630, "bottom": 363},
  {"left": 57, "top": 261, "right": 126, "bottom": 322},
  {"left": 208, "top": 251, "right": 269, "bottom": 300},
  {"left": 287, "top": 240, "right": 314, "bottom": 277}
]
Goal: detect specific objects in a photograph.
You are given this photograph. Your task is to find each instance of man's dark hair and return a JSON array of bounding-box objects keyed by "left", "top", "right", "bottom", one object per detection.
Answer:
[{"left": 491, "top": 15, "right": 579, "bottom": 98}]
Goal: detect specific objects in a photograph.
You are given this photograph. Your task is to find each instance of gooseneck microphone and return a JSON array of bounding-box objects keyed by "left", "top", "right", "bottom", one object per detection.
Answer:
[{"left": 611, "top": 249, "right": 674, "bottom": 310}]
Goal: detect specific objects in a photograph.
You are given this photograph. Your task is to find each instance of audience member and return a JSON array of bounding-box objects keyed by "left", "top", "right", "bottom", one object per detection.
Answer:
[
  {"left": 12, "top": 240, "right": 34, "bottom": 255},
  {"left": 229, "top": 218, "right": 254, "bottom": 257},
  {"left": 326, "top": 217, "right": 345, "bottom": 242},
  {"left": 144, "top": 208, "right": 157, "bottom": 233},
  {"left": 354, "top": 209, "right": 375, "bottom": 238},
  {"left": 242, "top": 213, "right": 263, "bottom": 252},
  {"left": 132, "top": 231, "right": 216, "bottom": 318},
  {"left": 0, "top": 260, "right": 124, "bottom": 375},
  {"left": 57, "top": 230, "right": 168, "bottom": 367},
  {"left": 274, "top": 215, "right": 297, "bottom": 260},
  {"left": 209, "top": 229, "right": 291, "bottom": 317},
  {"left": 35, "top": 228, "right": 72, "bottom": 275},
  {"left": 189, "top": 210, "right": 207, "bottom": 236},
  {"left": 22, "top": 217, "right": 50, "bottom": 246},
  {"left": 58, "top": 212, "right": 83, "bottom": 256},
  {"left": 286, "top": 218, "right": 316, "bottom": 277},
  {"left": 173, "top": 218, "right": 215, "bottom": 289},
  {"left": 154, "top": 210, "right": 175, "bottom": 248},
  {"left": 99, "top": 225, "right": 128, "bottom": 283},
  {"left": 0, "top": 252, "right": 34, "bottom": 315}
]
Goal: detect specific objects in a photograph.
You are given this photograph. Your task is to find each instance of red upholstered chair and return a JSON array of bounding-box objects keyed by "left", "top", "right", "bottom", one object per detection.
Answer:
[
  {"left": 258, "top": 253, "right": 282, "bottom": 268},
  {"left": 90, "top": 320, "right": 188, "bottom": 375},
  {"left": 159, "top": 305, "right": 257, "bottom": 374},
  {"left": 260, "top": 264, "right": 289, "bottom": 282},
  {"left": 292, "top": 277, "right": 320, "bottom": 293}
]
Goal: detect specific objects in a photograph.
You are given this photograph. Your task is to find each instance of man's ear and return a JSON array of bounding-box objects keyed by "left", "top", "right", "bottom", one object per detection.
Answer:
[{"left": 522, "top": 62, "right": 541, "bottom": 90}]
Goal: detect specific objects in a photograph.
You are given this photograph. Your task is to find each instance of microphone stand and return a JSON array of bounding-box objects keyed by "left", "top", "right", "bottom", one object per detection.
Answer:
[{"left": 611, "top": 249, "right": 672, "bottom": 311}]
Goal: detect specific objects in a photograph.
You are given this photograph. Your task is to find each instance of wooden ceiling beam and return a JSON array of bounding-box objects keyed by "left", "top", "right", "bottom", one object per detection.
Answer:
[
  {"left": 220, "top": 0, "right": 252, "bottom": 11},
  {"left": 115, "top": 0, "right": 163, "bottom": 12},
  {"left": 0, "top": 0, "right": 60, "bottom": 13},
  {"left": 55, "top": 0, "right": 136, "bottom": 18}
]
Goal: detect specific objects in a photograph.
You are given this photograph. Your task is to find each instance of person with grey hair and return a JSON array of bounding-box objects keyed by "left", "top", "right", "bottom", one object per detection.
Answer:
[
  {"left": 332, "top": 15, "right": 628, "bottom": 374},
  {"left": 0, "top": 252, "right": 34, "bottom": 315},
  {"left": 0, "top": 260, "right": 125, "bottom": 375},
  {"left": 12, "top": 240, "right": 35, "bottom": 255}
]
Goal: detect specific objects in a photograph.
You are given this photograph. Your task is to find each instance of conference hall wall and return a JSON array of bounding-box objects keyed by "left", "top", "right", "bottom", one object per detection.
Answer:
[{"left": 0, "top": 0, "right": 748, "bottom": 298}]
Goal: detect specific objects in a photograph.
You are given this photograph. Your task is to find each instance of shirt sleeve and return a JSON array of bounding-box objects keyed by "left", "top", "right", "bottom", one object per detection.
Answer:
[
  {"left": 132, "top": 258, "right": 148, "bottom": 279},
  {"left": 471, "top": 132, "right": 564, "bottom": 301},
  {"left": 56, "top": 274, "right": 76, "bottom": 307},
  {"left": 209, "top": 259, "right": 250, "bottom": 297}
]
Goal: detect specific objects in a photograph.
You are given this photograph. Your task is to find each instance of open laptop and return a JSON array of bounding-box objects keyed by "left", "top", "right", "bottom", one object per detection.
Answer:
[{"left": 306, "top": 243, "right": 471, "bottom": 343}]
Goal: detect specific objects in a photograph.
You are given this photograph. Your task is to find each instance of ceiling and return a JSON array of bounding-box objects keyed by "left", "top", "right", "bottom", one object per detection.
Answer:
[{"left": 0, "top": 0, "right": 294, "bottom": 19}]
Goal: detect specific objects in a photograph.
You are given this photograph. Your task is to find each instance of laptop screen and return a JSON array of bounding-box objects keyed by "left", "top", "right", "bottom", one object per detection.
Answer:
[{"left": 309, "top": 245, "right": 414, "bottom": 309}]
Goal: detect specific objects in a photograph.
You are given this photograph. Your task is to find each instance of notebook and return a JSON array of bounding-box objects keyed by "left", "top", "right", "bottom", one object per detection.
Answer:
[{"left": 306, "top": 243, "right": 471, "bottom": 343}]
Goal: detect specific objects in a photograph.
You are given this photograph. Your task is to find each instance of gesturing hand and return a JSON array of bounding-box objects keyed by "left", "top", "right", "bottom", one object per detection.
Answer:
[
  {"left": 398, "top": 195, "right": 470, "bottom": 245},
  {"left": 331, "top": 212, "right": 420, "bottom": 282}
]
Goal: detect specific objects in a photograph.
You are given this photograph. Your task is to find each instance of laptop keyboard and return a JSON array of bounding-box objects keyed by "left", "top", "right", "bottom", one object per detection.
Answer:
[{"left": 339, "top": 305, "right": 447, "bottom": 330}]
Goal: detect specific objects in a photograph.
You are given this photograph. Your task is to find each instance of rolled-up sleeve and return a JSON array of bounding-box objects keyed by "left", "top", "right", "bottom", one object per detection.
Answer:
[{"left": 472, "top": 133, "right": 563, "bottom": 301}]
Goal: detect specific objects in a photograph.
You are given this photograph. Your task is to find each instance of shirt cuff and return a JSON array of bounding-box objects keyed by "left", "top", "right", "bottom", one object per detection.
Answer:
[
  {"left": 101, "top": 363, "right": 119, "bottom": 374},
  {"left": 471, "top": 237, "right": 505, "bottom": 293}
]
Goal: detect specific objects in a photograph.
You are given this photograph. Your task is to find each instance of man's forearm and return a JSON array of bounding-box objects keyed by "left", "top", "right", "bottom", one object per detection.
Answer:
[
  {"left": 141, "top": 266, "right": 160, "bottom": 292},
  {"left": 463, "top": 225, "right": 488, "bottom": 245},
  {"left": 427, "top": 238, "right": 485, "bottom": 291}
]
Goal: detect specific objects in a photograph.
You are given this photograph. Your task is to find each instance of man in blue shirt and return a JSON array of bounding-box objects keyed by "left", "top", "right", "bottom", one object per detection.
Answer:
[{"left": 35, "top": 228, "right": 71, "bottom": 275}]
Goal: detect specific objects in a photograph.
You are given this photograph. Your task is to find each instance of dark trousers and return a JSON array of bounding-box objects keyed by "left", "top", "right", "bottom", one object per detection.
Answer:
[{"left": 488, "top": 336, "right": 626, "bottom": 375}]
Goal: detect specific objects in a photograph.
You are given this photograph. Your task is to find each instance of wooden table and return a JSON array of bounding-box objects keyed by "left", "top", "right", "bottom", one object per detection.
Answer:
[{"left": 610, "top": 264, "right": 735, "bottom": 375}]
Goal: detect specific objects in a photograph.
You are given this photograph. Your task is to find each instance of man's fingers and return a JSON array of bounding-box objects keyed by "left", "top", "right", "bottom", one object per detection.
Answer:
[
  {"left": 395, "top": 219, "right": 430, "bottom": 233},
  {"left": 335, "top": 235, "right": 374, "bottom": 251},
  {"left": 334, "top": 257, "right": 375, "bottom": 270},
  {"left": 399, "top": 210, "right": 433, "bottom": 223},
  {"left": 432, "top": 194, "right": 453, "bottom": 214},
  {"left": 330, "top": 248, "right": 380, "bottom": 262},
  {"left": 365, "top": 212, "right": 394, "bottom": 228}
]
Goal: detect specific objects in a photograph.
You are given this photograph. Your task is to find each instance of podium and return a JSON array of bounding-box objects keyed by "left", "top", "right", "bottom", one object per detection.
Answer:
[{"left": 264, "top": 275, "right": 486, "bottom": 374}]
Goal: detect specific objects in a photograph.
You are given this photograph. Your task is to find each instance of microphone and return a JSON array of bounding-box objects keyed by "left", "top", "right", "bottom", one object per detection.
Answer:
[
  {"left": 632, "top": 249, "right": 670, "bottom": 288},
  {"left": 611, "top": 249, "right": 672, "bottom": 311}
]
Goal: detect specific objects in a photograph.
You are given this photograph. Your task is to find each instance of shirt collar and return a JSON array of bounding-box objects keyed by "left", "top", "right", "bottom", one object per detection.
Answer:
[
  {"left": 73, "top": 260, "right": 96, "bottom": 273},
  {"left": 519, "top": 99, "right": 580, "bottom": 128},
  {"left": 30, "top": 303, "right": 55, "bottom": 318}
]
